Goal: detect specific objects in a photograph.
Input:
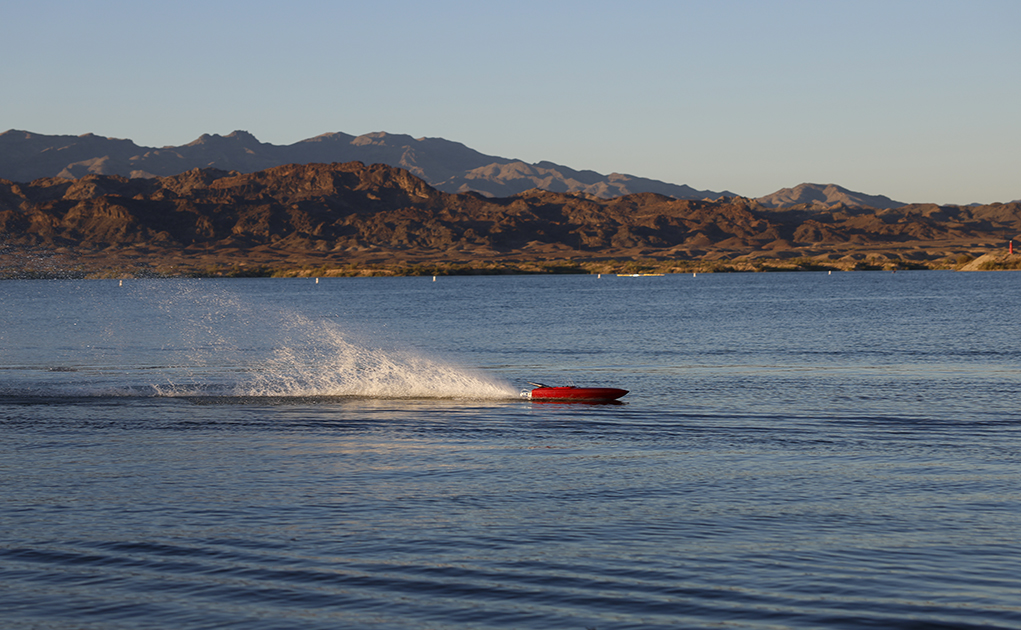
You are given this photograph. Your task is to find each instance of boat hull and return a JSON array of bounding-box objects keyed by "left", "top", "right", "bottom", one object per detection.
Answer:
[{"left": 527, "top": 386, "right": 628, "bottom": 402}]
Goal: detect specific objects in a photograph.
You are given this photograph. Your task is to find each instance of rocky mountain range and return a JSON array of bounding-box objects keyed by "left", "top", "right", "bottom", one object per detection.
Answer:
[
  {"left": 2, "top": 161, "right": 1018, "bottom": 276},
  {"left": 755, "top": 183, "right": 903, "bottom": 210},
  {"left": 0, "top": 129, "right": 731, "bottom": 201}
]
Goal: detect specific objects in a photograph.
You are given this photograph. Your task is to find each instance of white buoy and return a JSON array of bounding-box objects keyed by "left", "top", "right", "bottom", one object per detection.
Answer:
[
  {"left": 315, "top": 277, "right": 319, "bottom": 284},
  {"left": 119, "top": 279, "right": 123, "bottom": 286},
  {"left": 828, "top": 270, "right": 832, "bottom": 275},
  {"left": 693, "top": 272, "right": 696, "bottom": 277},
  {"left": 598, "top": 273, "right": 601, "bottom": 279},
  {"left": 433, "top": 276, "right": 437, "bottom": 282}
]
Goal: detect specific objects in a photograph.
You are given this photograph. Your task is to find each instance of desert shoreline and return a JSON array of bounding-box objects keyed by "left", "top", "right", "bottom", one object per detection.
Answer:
[{"left": 3, "top": 249, "right": 1018, "bottom": 279}]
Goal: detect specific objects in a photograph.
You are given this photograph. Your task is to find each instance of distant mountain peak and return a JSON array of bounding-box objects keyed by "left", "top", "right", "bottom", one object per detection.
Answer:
[
  {"left": 757, "top": 182, "right": 903, "bottom": 209},
  {"left": 0, "top": 129, "right": 722, "bottom": 201},
  {"left": 225, "top": 130, "right": 258, "bottom": 141},
  {"left": 187, "top": 130, "right": 262, "bottom": 146},
  {"left": 351, "top": 131, "right": 413, "bottom": 146}
]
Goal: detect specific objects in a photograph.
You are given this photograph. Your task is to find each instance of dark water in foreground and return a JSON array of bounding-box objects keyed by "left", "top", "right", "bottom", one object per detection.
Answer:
[{"left": 2, "top": 272, "right": 1020, "bottom": 629}]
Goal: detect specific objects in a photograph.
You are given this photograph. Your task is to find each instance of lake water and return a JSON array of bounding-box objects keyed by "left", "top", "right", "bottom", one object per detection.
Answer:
[{"left": 2, "top": 272, "right": 1020, "bottom": 629}]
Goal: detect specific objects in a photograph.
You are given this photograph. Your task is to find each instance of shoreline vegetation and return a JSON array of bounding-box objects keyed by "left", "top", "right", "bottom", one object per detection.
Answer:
[{"left": 3, "top": 251, "right": 1019, "bottom": 280}]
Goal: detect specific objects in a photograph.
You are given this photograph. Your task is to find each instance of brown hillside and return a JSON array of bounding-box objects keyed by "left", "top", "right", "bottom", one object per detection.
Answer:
[{"left": 1, "top": 162, "right": 1019, "bottom": 277}]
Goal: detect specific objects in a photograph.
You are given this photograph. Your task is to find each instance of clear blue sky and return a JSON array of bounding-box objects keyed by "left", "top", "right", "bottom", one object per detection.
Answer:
[{"left": 3, "top": 0, "right": 1018, "bottom": 204}]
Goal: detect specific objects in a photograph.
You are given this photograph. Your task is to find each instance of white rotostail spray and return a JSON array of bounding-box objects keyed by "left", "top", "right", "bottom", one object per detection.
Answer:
[
  {"left": 238, "top": 313, "right": 517, "bottom": 399},
  {"left": 138, "top": 281, "right": 519, "bottom": 400}
]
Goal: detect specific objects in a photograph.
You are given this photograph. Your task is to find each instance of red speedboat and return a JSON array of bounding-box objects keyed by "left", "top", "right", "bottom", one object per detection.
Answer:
[{"left": 524, "top": 382, "right": 628, "bottom": 402}]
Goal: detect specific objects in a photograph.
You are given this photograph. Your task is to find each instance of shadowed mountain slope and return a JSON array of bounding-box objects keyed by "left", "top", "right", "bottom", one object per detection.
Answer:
[
  {"left": 2, "top": 162, "right": 1018, "bottom": 276},
  {"left": 0, "top": 129, "right": 729, "bottom": 201}
]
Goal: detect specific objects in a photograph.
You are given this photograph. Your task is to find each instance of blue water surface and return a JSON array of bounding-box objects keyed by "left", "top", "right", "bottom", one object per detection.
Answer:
[{"left": 2, "top": 271, "right": 1020, "bottom": 629}]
